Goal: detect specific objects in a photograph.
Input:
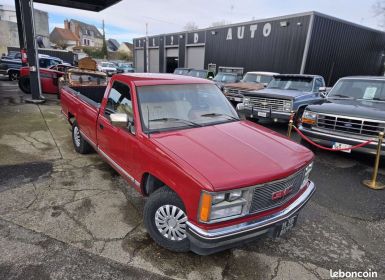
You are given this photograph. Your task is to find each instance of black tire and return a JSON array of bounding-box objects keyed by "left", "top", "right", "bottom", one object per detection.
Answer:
[
  {"left": 72, "top": 121, "right": 92, "bottom": 154},
  {"left": 295, "top": 107, "right": 305, "bottom": 126},
  {"left": 144, "top": 188, "right": 190, "bottom": 252},
  {"left": 18, "top": 76, "right": 31, "bottom": 94},
  {"left": 8, "top": 71, "right": 19, "bottom": 81}
]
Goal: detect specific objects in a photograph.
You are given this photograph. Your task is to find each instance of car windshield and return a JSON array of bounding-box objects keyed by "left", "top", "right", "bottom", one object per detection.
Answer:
[
  {"left": 328, "top": 79, "right": 385, "bottom": 101},
  {"left": 188, "top": 70, "right": 207, "bottom": 78},
  {"left": 213, "top": 73, "right": 237, "bottom": 83},
  {"left": 137, "top": 83, "right": 239, "bottom": 133},
  {"left": 242, "top": 73, "right": 274, "bottom": 84},
  {"left": 102, "top": 63, "right": 115, "bottom": 68},
  {"left": 267, "top": 77, "right": 313, "bottom": 91}
]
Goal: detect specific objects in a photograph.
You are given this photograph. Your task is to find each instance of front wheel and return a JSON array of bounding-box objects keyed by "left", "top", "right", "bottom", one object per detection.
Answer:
[
  {"left": 18, "top": 76, "right": 31, "bottom": 94},
  {"left": 9, "top": 71, "right": 19, "bottom": 81},
  {"left": 144, "top": 188, "right": 190, "bottom": 252}
]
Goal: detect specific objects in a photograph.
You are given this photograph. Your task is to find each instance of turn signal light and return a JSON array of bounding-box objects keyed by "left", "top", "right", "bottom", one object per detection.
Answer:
[
  {"left": 199, "top": 193, "right": 212, "bottom": 222},
  {"left": 302, "top": 118, "right": 316, "bottom": 125}
]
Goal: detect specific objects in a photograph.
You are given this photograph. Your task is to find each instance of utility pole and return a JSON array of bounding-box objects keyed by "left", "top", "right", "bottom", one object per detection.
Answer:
[
  {"left": 102, "top": 19, "right": 108, "bottom": 60},
  {"left": 145, "top": 22, "right": 149, "bottom": 72}
]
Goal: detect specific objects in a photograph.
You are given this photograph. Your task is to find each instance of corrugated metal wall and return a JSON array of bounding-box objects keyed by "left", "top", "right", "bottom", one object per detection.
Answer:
[
  {"left": 305, "top": 14, "right": 385, "bottom": 86},
  {"left": 204, "top": 15, "right": 311, "bottom": 73}
]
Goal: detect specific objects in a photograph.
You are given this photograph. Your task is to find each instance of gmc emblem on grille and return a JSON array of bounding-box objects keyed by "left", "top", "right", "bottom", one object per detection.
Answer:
[{"left": 271, "top": 186, "right": 293, "bottom": 201}]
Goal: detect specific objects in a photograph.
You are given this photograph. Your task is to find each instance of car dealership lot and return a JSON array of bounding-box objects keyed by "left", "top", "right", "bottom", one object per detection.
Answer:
[{"left": 1, "top": 78, "right": 385, "bottom": 279}]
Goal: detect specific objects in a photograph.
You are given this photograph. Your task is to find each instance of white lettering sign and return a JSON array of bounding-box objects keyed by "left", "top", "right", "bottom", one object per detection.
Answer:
[
  {"left": 237, "top": 26, "right": 245, "bottom": 39},
  {"left": 194, "top": 33, "right": 199, "bottom": 43},
  {"left": 226, "top": 28, "right": 232, "bottom": 40},
  {"left": 263, "top": 23, "right": 272, "bottom": 37},
  {"left": 250, "top": 24, "right": 257, "bottom": 38}
]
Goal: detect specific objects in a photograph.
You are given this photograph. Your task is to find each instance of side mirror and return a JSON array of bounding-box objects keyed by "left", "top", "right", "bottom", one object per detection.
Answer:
[{"left": 110, "top": 113, "right": 128, "bottom": 128}]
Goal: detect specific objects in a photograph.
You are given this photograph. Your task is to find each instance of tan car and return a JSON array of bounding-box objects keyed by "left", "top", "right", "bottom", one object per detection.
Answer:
[{"left": 223, "top": 71, "right": 279, "bottom": 103}]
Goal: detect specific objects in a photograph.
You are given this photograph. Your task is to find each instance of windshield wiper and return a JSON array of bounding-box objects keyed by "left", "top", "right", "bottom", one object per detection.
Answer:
[
  {"left": 200, "top": 113, "right": 239, "bottom": 121},
  {"left": 149, "top": 117, "right": 203, "bottom": 127},
  {"left": 328, "top": 94, "right": 354, "bottom": 99}
]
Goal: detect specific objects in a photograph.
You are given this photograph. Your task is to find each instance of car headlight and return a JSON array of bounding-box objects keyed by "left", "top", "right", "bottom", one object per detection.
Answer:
[
  {"left": 302, "top": 110, "right": 317, "bottom": 125},
  {"left": 243, "top": 97, "right": 250, "bottom": 106},
  {"left": 223, "top": 88, "right": 229, "bottom": 94},
  {"left": 301, "top": 162, "right": 313, "bottom": 188},
  {"left": 283, "top": 100, "right": 293, "bottom": 112},
  {"left": 198, "top": 189, "right": 252, "bottom": 223}
]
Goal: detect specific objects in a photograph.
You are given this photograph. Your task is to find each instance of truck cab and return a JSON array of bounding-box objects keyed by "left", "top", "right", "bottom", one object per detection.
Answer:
[{"left": 213, "top": 66, "right": 244, "bottom": 91}]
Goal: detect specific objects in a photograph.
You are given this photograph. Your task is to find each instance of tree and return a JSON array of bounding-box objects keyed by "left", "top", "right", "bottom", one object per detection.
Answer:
[
  {"left": 183, "top": 22, "right": 198, "bottom": 31},
  {"left": 373, "top": 1, "right": 385, "bottom": 27},
  {"left": 101, "top": 20, "right": 108, "bottom": 59},
  {"left": 53, "top": 39, "right": 71, "bottom": 50}
]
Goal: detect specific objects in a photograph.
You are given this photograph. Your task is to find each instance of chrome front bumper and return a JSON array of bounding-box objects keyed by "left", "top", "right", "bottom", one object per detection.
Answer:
[
  {"left": 187, "top": 181, "right": 315, "bottom": 255},
  {"left": 299, "top": 126, "right": 385, "bottom": 155}
]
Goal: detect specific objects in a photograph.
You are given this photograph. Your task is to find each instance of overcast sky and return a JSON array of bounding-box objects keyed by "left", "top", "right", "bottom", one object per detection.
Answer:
[{"left": 0, "top": 0, "right": 384, "bottom": 43}]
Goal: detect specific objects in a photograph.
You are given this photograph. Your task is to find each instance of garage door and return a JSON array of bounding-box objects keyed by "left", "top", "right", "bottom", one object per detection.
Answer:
[
  {"left": 166, "top": 47, "right": 178, "bottom": 57},
  {"left": 135, "top": 49, "right": 144, "bottom": 72},
  {"left": 186, "top": 46, "right": 205, "bottom": 69},
  {"left": 149, "top": 49, "right": 159, "bottom": 73}
]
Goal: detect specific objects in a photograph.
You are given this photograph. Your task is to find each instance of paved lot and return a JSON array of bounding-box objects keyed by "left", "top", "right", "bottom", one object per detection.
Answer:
[{"left": 1, "top": 77, "right": 385, "bottom": 280}]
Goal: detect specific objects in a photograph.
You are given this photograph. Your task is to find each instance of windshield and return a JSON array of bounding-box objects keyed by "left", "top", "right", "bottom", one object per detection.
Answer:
[
  {"left": 188, "top": 70, "right": 207, "bottom": 78},
  {"left": 102, "top": 63, "right": 115, "bottom": 68},
  {"left": 242, "top": 73, "right": 273, "bottom": 84},
  {"left": 328, "top": 79, "right": 385, "bottom": 101},
  {"left": 137, "top": 84, "right": 239, "bottom": 133},
  {"left": 213, "top": 73, "right": 237, "bottom": 83},
  {"left": 267, "top": 77, "right": 313, "bottom": 91}
]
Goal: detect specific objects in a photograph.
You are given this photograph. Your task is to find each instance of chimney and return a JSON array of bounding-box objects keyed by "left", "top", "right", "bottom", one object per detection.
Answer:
[{"left": 64, "top": 19, "right": 70, "bottom": 30}]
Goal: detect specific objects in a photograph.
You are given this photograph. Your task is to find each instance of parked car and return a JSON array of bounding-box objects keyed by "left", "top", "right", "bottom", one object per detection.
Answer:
[
  {"left": 223, "top": 71, "right": 279, "bottom": 103},
  {"left": 300, "top": 76, "right": 385, "bottom": 155},
  {"left": 60, "top": 73, "right": 315, "bottom": 255},
  {"left": 173, "top": 68, "right": 192, "bottom": 75},
  {"left": 187, "top": 69, "right": 215, "bottom": 79},
  {"left": 0, "top": 54, "right": 66, "bottom": 81},
  {"left": 238, "top": 74, "right": 326, "bottom": 123},
  {"left": 18, "top": 64, "right": 74, "bottom": 95},
  {"left": 98, "top": 62, "right": 117, "bottom": 76},
  {"left": 116, "top": 63, "right": 135, "bottom": 73},
  {"left": 213, "top": 67, "right": 244, "bottom": 90}
]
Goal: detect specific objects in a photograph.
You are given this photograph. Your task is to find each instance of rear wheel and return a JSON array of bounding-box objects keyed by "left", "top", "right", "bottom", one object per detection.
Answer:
[
  {"left": 144, "top": 188, "right": 189, "bottom": 252},
  {"left": 18, "top": 76, "right": 31, "bottom": 94},
  {"left": 72, "top": 121, "right": 92, "bottom": 154}
]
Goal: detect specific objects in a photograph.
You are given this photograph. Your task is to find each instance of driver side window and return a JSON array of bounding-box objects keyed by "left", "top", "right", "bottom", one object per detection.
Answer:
[{"left": 105, "top": 81, "right": 133, "bottom": 118}]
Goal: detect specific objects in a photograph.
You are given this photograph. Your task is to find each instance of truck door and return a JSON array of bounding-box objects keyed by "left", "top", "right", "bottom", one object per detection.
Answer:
[{"left": 97, "top": 81, "right": 137, "bottom": 181}]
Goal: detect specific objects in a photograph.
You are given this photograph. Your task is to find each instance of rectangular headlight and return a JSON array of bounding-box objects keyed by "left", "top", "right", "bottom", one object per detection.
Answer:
[
  {"left": 282, "top": 100, "right": 292, "bottom": 112},
  {"left": 302, "top": 110, "right": 317, "bottom": 125},
  {"left": 243, "top": 97, "right": 250, "bottom": 106},
  {"left": 198, "top": 189, "right": 251, "bottom": 223}
]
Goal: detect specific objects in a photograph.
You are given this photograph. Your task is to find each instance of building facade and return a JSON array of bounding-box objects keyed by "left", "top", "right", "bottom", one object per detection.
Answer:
[
  {"left": 64, "top": 19, "right": 103, "bottom": 48},
  {"left": 133, "top": 12, "right": 385, "bottom": 86},
  {"left": 0, "top": 4, "right": 49, "bottom": 53}
]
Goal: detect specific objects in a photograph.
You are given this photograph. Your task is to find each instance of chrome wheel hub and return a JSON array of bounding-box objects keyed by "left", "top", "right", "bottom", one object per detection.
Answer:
[
  {"left": 73, "top": 126, "right": 81, "bottom": 147},
  {"left": 155, "top": 204, "right": 187, "bottom": 241}
]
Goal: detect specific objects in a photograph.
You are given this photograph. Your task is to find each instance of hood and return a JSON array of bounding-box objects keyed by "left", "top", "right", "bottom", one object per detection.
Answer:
[
  {"left": 151, "top": 121, "right": 313, "bottom": 191},
  {"left": 307, "top": 98, "right": 385, "bottom": 120},
  {"left": 244, "top": 88, "right": 309, "bottom": 100},
  {"left": 224, "top": 82, "right": 264, "bottom": 92}
]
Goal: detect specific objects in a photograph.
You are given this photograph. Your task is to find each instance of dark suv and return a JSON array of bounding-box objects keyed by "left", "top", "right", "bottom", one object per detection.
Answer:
[{"left": 300, "top": 76, "right": 385, "bottom": 155}]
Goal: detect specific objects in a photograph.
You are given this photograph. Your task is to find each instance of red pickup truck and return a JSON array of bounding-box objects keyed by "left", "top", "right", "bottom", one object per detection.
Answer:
[{"left": 60, "top": 73, "right": 315, "bottom": 255}]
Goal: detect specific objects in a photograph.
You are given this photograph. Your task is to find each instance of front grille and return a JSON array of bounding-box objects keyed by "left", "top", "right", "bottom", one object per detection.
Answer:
[
  {"left": 316, "top": 113, "right": 385, "bottom": 137},
  {"left": 226, "top": 88, "right": 245, "bottom": 98},
  {"left": 249, "top": 169, "right": 306, "bottom": 214},
  {"left": 249, "top": 96, "right": 288, "bottom": 112}
]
